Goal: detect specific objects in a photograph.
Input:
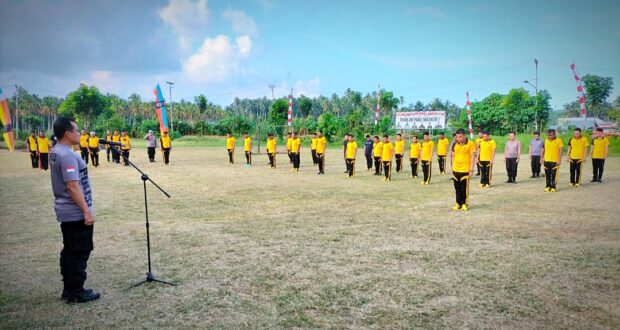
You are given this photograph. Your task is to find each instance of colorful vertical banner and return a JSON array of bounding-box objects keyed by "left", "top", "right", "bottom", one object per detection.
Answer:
[
  {"left": 153, "top": 84, "right": 169, "bottom": 133},
  {"left": 0, "top": 98, "right": 15, "bottom": 151},
  {"left": 465, "top": 91, "right": 474, "bottom": 139},
  {"left": 287, "top": 89, "right": 293, "bottom": 127},
  {"left": 570, "top": 63, "right": 587, "bottom": 118},
  {"left": 374, "top": 84, "right": 381, "bottom": 125}
]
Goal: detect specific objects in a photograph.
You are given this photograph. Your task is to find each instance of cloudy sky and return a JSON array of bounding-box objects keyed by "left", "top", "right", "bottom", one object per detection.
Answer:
[{"left": 1, "top": 0, "right": 619, "bottom": 109}]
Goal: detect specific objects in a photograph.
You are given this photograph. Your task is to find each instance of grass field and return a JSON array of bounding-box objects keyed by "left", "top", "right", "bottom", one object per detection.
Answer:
[{"left": 1, "top": 147, "right": 619, "bottom": 328}]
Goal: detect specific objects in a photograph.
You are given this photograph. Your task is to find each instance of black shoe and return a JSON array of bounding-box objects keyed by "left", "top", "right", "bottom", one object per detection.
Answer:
[
  {"left": 65, "top": 289, "right": 100, "bottom": 303},
  {"left": 505, "top": 180, "right": 512, "bottom": 183},
  {"left": 62, "top": 288, "right": 93, "bottom": 301},
  {"left": 598, "top": 179, "right": 603, "bottom": 183},
  {"left": 529, "top": 175, "right": 535, "bottom": 178},
  {"left": 512, "top": 180, "right": 517, "bottom": 184},
  {"left": 591, "top": 179, "right": 597, "bottom": 182}
]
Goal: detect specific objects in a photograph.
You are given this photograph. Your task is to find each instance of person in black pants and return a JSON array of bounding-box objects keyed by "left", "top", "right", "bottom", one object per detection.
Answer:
[
  {"left": 364, "top": 135, "right": 373, "bottom": 171},
  {"left": 342, "top": 133, "right": 349, "bottom": 173},
  {"left": 528, "top": 131, "right": 543, "bottom": 178},
  {"left": 590, "top": 127, "right": 609, "bottom": 182}
]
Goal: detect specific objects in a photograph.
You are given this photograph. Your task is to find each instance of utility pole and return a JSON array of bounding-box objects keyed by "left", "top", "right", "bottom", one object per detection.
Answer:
[
  {"left": 534, "top": 58, "right": 539, "bottom": 131},
  {"left": 166, "top": 81, "right": 174, "bottom": 133},
  {"left": 268, "top": 84, "right": 275, "bottom": 100},
  {"left": 14, "top": 84, "right": 19, "bottom": 138}
]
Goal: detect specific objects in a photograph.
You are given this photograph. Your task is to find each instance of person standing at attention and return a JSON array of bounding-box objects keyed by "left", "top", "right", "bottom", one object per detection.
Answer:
[
  {"left": 504, "top": 131, "right": 522, "bottom": 183},
  {"left": 590, "top": 127, "right": 609, "bottom": 183}
]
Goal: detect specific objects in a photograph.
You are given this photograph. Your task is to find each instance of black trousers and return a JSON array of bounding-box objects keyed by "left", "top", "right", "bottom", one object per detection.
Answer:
[
  {"left": 438, "top": 155, "right": 446, "bottom": 173},
  {"left": 245, "top": 151, "right": 252, "bottom": 165},
  {"left": 383, "top": 160, "right": 391, "bottom": 180},
  {"left": 89, "top": 148, "right": 99, "bottom": 167},
  {"left": 480, "top": 161, "right": 492, "bottom": 185},
  {"left": 346, "top": 158, "right": 356, "bottom": 177},
  {"left": 475, "top": 153, "right": 481, "bottom": 175},
  {"left": 592, "top": 158, "right": 605, "bottom": 181},
  {"left": 121, "top": 150, "right": 130, "bottom": 165},
  {"left": 544, "top": 161, "right": 559, "bottom": 188},
  {"left": 287, "top": 151, "right": 293, "bottom": 163},
  {"left": 148, "top": 147, "right": 156, "bottom": 162},
  {"left": 292, "top": 152, "right": 300, "bottom": 169},
  {"left": 163, "top": 148, "right": 170, "bottom": 164},
  {"left": 60, "top": 220, "right": 93, "bottom": 296},
  {"left": 268, "top": 152, "right": 276, "bottom": 168},
  {"left": 40, "top": 152, "right": 49, "bottom": 170},
  {"left": 311, "top": 149, "right": 318, "bottom": 165},
  {"left": 506, "top": 158, "right": 518, "bottom": 182},
  {"left": 421, "top": 160, "right": 431, "bottom": 183},
  {"left": 395, "top": 154, "right": 403, "bottom": 172},
  {"left": 410, "top": 158, "right": 419, "bottom": 177},
  {"left": 111, "top": 147, "right": 121, "bottom": 163},
  {"left": 452, "top": 172, "right": 470, "bottom": 206},
  {"left": 317, "top": 153, "right": 324, "bottom": 173},
  {"left": 374, "top": 156, "right": 382, "bottom": 174},
  {"left": 80, "top": 147, "right": 89, "bottom": 164},
  {"left": 106, "top": 147, "right": 111, "bottom": 162},
  {"left": 227, "top": 149, "right": 234, "bottom": 163},
  {"left": 569, "top": 159, "right": 583, "bottom": 184},
  {"left": 531, "top": 155, "right": 541, "bottom": 176},
  {"left": 365, "top": 152, "right": 372, "bottom": 170},
  {"left": 30, "top": 151, "right": 39, "bottom": 168}
]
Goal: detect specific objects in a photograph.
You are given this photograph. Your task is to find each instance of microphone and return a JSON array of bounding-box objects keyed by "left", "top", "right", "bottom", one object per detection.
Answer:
[{"left": 99, "top": 138, "right": 126, "bottom": 147}]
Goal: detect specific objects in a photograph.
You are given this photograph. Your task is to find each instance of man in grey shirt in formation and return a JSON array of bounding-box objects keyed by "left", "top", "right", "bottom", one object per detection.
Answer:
[
  {"left": 528, "top": 131, "right": 543, "bottom": 178},
  {"left": 50, "top": 117, "right": 100, "bottom": 303},
  {"left": 144, "top": 129, "right": 157, "bottom": 162},
  {"left": 504, "top": 131, "right": 522, "bottom": 183}
]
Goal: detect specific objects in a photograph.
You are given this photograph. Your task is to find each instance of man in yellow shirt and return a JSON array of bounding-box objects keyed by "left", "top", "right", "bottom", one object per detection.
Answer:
[
  {"left": 420, "top": 131, "right": 434, "bottom": 185},
  {"left": 311, "top": 133, "right": 318, "bottom": 166},
  {"left": 451, "top": 128, "right": 476, "bottom": 211},
  {"left": 409, "top": 135, "right": 421, "bottom": 178},
  {"left": 541, "top": 129, "right": 563, "bottom": 192},
  {"left": 290, "top": 132, "right": 301, "bottom": 172},
  {"left": 315, "top": 131, "right": 327, "bottom": 174},
  {"left": 111, "top": 130, "right": 121, "bottom": 164},
  {"left": 436, "top": 132, "right": 450, "bottom": 174},
  {"left": 226, "top": 133, "right": 235, "bottom": 164},
  {"left": 243, "top": 133, "right": 252, "bottom": 167},
  {"left": 26, "top": 131, "right": 39, "bottom": 169},
  {"left": 394, "top": 133, "right": 405, "bottom": 173},
  {"left": 373, "top": 136, "right": 383, "bottom": 175},
  {"left": 79, "top": 129, "right": 89, "bottom": 164},
  {"left": 566, "top": 127, "right": 589, "bottom": 187},
  {"left": 381, "top": 135, "right": 394, "bottom": 181},
  {"left": 160, "top": 130, "right": 172, "bottom": 165},
  {"left": 120, "top": 130, "right": 131, "bottom": 166},
  {"left": 36, "top": 131, "right": 51, "bottom": 170},
  {"left": 286, "top": 132, "right": 293, "bottom": 164},
  {"left": 104, "top": 130, "right": 112, "bottom": 162},
  {"left": 477, "top": 131, "right": 496, "bottom": 187},
  {"left": 266, "top": 133, "right": 277, "bottom": 168},
  {"left": 474, "top": 131, "right": 483, "bottom": 175},
  {"left": 88, "top": 131, "right": 100, "bottom": 167},
  {"left": 590, "top": 127, "right": 609, "bottom": 183},
  {"left": 345, "top": 135, "right": 358, "bottom": 177}
]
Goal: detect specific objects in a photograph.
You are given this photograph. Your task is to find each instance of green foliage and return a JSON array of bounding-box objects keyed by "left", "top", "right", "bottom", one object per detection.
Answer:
[
  {"left": 268, "top": 98, "right": 289, "bottom": 126},
  {"left": 22, "top": 115, "right": 43, "bottom": 130},
  {"left": 140, "top": 119, "right": 161, "bottom": 135},
  {"left": 298, "top": 97, "right": 312, "bottom": 117},
  {"left": 59, "top": 84, "right": 110, "bottom": 127},
  {"left": 213, "top": 115, "right": 253, "bottom": 135},
  {"left": 317, "top": 112, "right": 345, "bottom": 141}
]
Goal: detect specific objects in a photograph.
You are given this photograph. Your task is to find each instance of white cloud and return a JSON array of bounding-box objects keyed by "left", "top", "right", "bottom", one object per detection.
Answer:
[
  {"left": 222, "top": 9, "right": 258, "bottom": 36},
  {"left": 182, "top": 35, "right": 253, "bottom": 83},
  {"left": 404, "top": 6, "right": 446, "bottom": 18},
  {"left": 158, "top": 0, "right": 210, "bottom": 50},
  {"left": 275, "top": 77, "right": 321, "bottom": 98}
]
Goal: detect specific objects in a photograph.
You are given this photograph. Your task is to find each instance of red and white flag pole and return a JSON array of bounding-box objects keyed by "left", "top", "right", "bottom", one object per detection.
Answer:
[
  {"left": 374, "top": 84, "right": 381, "bottom": 125},
  {"left": 570, "top": 63, "right": 587, "bottom": 118},
  {"left": 465, "top": 91, "right": 474, "bottom": 139},
  {"left": 287, "top": 88, "right": 293, "bottom": 127}
]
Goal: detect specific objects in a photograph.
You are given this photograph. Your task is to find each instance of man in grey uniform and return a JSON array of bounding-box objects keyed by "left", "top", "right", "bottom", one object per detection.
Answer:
[
  {"left": 144, "top": 129, "right": 157, "bottom": 162},
  {"left": 528, "top": 131, "right": 543, "bottom": 178},
  {"left": 50, "top": 117, "right": 100, "bottom": 303},
  {"left": 504, "top": 131, "right": 522, "bottom": 183}
]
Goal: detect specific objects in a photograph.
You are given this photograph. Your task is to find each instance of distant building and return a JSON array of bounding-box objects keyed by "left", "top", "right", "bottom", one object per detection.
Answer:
[{"left": 554, "top": 117, "right": 618, "bottom": 132}]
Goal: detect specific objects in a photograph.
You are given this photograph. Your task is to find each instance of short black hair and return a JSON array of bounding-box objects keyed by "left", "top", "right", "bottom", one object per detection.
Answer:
[
  {"left": 365, "top": 134, "right": 370, "bottom": 138},
  {"left": 596, "top": 128, "right": 603, "bottom": 132},
  {"left": 439, "top": 131, "right": 444, "bottom": 135},
  {"left": 383, "top": 134, "right": 389, "bottom": 138},
  {"left": 373, "top": 135, "right": 379, "bottom": 139},
  {"left": 53, "top": 117, "right": 75, "bottom": 140},
  {"left": 509, "top": 131, "right": 515, "bottom": 135},
  {"left": 574, "top": 127, "right": 581, "bottom": 132},
  {"left": 534, "top": 131, "right": 540, "bottom": 135},
  {"left": 455, "top": 128, "right": 465, "bottom": 135},
  {"left": 547, "top": 129, "right": 556, "bottom": 134},
  {"left": 423, "top": 131, "right": 430, "bottom": 136},
  {"left": 396, "top": 133, "right": 401, "bottom": 137},
  {"left": 482, "top": 130, "right": 489, "bottom": 135}
]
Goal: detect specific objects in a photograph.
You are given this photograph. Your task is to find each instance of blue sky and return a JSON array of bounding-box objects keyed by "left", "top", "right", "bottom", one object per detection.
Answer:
[{"left": 1, "top": 0, "right": 619, "bottom": 110}]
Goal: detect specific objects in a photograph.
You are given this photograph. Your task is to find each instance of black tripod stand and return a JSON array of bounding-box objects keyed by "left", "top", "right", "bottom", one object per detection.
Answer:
[{"left": 110, "top": 146, "right": 175, "bottom": 288}]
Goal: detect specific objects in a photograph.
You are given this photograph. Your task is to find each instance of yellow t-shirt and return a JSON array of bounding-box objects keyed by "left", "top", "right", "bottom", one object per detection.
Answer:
[
  {"left": 394, "top": 140, "right": 404, "bottom": 154},
  {"left": 409, "top": 142, "right": 421, "bottom": 158},
  {"left": 244, "top": 137, "right": 252, "bottom": 152},
  {"left": 437, "top": 137, "right": 450, "bottom": 156},
  {"left": 36, "top": 137, "right": 50, "bottom": 153},
  {"left": 105, "top": 134, "right": 112, "bottom": 148},
  {"left": 88, "top": 136, "right": 99, "bottom": 148},
  {"left": 27, "top": 136, "right": 37, "bottom": 152},
  {"left": 311, "top": 137, "right": 317, "bottom": 150},
  {"left": 381, "top": 142, "right": 393, "bottom": 161},
  {"left": 346, "top": 141, "right": 358, "bottom": 159},
  {"left": 226, "top": 137, "right": 235, "bottom": 149},
  {"left": 452, "top": 140, "right": 476, "bottom": 173},
  {"left": 568, "top": 137, "right": 589, "bottom": 159},
  {"left": 161, "top": 136, "right": 171, "bottom": 148},
  {"left": 421, "top": 140, "right": 434, "bottom": 161},
  {"left": 112, "top": 134, "right": 121, "bottom": 142},
  {"left": 266, "top": 138, "right": 277, "bottom": 153},
  {"left": 475, "top": 137, "right": 483, "bottom": 147},
  {"left": 373, "top": 141, "right": 383, "bottom": 157},
  {"left": 291, "top": 138, "right": 301, "bottom": 153},
  {"left": 591, "top": 137, "right": 609, "bottom": 159},
  {"left": 286, "top": 138, "right": 292, "bottom": 151},
  {"left": 316, "top": 137, "right": 326, "bottom": 153},
  {"left": 478, "top": 139, "right": 496, "bottom": 161},
  {"left": 543, "top": 138, "right": 563, "bottom": 162},
  {"left": 79, "top": 134, "right": 88, "bottom": 148},
  {"left": 120, "top": 136, "right": 131, "bottom": 150}
]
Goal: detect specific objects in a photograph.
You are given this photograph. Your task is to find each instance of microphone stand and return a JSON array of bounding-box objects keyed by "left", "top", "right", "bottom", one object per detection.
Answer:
[{"left": 109, "top": 145, "right": 175, "bottom": 289}]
